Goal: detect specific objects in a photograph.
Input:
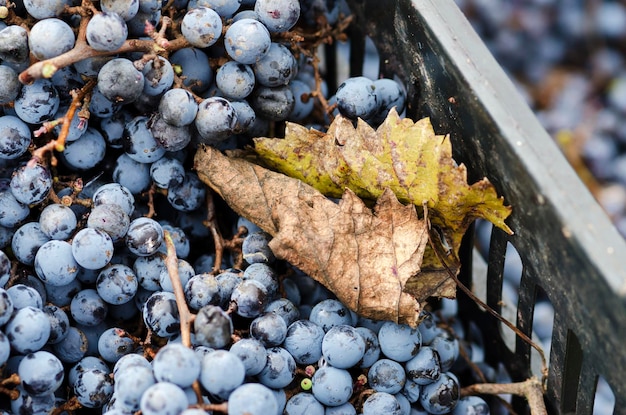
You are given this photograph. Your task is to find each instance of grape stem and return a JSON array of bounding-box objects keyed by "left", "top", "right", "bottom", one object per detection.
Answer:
[
  {"left": 0, "top": 373, "right": 20, "bottom": 400},
  {"left": 50, "top": 396, "right": 82, "bottom": 415}
]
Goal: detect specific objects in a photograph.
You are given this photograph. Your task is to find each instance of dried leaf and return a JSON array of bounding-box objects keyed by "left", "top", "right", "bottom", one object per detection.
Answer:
[
  {"left": 194, "top": 145, "right": 431, "bottom": 326},
  {"left": 254, "top": 109, "right": 512, "bottom": 278}
]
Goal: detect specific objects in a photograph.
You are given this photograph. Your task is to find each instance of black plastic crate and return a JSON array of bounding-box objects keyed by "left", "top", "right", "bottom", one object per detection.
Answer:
[{"left": 342, "top": 1, "right": 626, "bottom": 413}]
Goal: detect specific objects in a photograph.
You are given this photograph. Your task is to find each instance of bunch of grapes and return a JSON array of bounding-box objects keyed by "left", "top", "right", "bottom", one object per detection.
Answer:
[{"left": 0, "top": 0, "right": 501, "bottom": 414}]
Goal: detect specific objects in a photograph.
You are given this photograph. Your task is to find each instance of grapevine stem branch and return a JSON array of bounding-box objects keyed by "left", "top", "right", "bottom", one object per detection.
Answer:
[{"left": 461, "top": 377, "right": 547, "bottom": 415}]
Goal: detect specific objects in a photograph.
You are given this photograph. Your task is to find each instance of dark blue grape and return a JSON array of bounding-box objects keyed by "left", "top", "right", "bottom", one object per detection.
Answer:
[
  {"left": 34, "top": 239, "right": 80, "bottom": 286},
  {"left": 70, "top": 289, "right": 108, "bottom": 326},
  {"left": 18, "top": 351, "right": 64, "bottom": 396},
  {"left": 250, "top": 84, "right": 295, "bottom": 121},
  {"left": 200, "top": 349, "right": 245, "bottom": 399},
  {"left": 124, "top": 115, "right": 166, "bottom": 163},
  {"left": 23, "top": 0, "right": 72, "bottom": 18},
  {"left": 224, "top": 18, "right": 271, "bottom": 64},
  {"left": 356, "top": 326, "right": 381, "bottom": 368},
  {"left": 254, "top": 0, "right": 300, "bottom": 32},
  {"left": 74, "top": 368, "right": 114, "bottom": 408},
  {"left": 113, "top": 153, "right": 152, "bottom": 194},
  {"left": 43, "top": 304, "right": 70, "bottom": 344},
  {"left": 166, "top": 172, "right": 206, "bottom": 212},
  {"left": 11, "top": 222, "right": 50, "bottom": 266},
  {"left": 194, "top": 96, "right": 237, "bottom": 144},
  {"left": 250, "top": 312, "right": 287, "bottom": 347},
  {"left": 336, "top": 76, "right": 380, "bottom": 120},
  {"left": 0, "top": 115, "right": 30, "bottom": 159},
  {"left": 230, "top": 99, "right": 256, "bottom": 134},
  {"left": 98, "top": 58, "right": 145, "bottom": 103},
  {"left": 0, "top": 25, "right": 29, "bottom": 64},
  {"left": 150, "top": 156, "right": 185, "bottom": 189},
  {"left": 311, "top": 365, "right": 353, "bottom": 407},
  {"left": 309, "top": 299, "right": 353, "bottom": 332},
  {"left": 142, "top": 56, "right": 174, "bottom": 96},
  {"left": 288, "top": 79, "right": 314, "bottom": 120},
  {"left": 0, "top": 286, "right": 13, "bottom": 326},
  {"left": 181, "top": 6, "right": 222, "bottom": 48},
  {"left": 51, "top": 326, "right": 88, "bottom": 363},
  {"left": 229, "top": 337, "right": 267, "bottom": 376},
  {"left": 126, "top": 217, "right": 163, "bottom": 256},
  {"left": 170, "top": 48, "right": 213, "bottom": 93},
  {"left": 14, "top": 79, "right": 60, "bottom": 124},
  {"left": 405, "top": 345, "right": 441, "bottom": 385},
  {"left": 87, "top": 203, "right": 130, "bottom": 242},
  {"left": 253, "top": 42, "right": 298, "bottom": 87},
  {"left": 139, "top": 382, "right": 188, "bottom": 415},
  {"left": 101, "top": 0, "right": 139, "bottom": 20},
  {"left": 231, "top": 279, "right": 268, "bottom": 318},
  {"left": 228, "top": 383, "right": 279, "bottom": 415},
  {"left": 158, "top": 88, "right": 198, "bottom": 127},
  {"left": 39, "top": 203, "right": 77, "bottom": 240},
  {"left": 362, "top": 392, "right": 402, "bottom": 415},
  {"left": 184, "top": 273, "right": 220, "bottom": 310},
  {"left": 257, "top": 346, "right": 296, "bottom": 389},
  {"left": 10, "top": 164, "right": 52, "bottom": 205},
  {"left": 188, "top": 0, "right": 240, "bottom": 17},
  {"left": 419, "top": 372, "right": 460, "bottom": 415},
  {"left": 72, "top": 227, "right": 114, "bottom": 270},
  {"left": 451, "top": 396, "right": 490, "bottom": 415},
  {"left": 431, "top": 330, "right": 460, "bottom": 372},
  {"left": 378, "top": 321, "right": 422, "bottom": 362},
  {"left": 0, "top": 65, "right": 21, "bottom": 105},
  {"left": 152, "top": 342, "right": 200, "bottom": 387},
  {"left": 242, "top": 232, "right": 275, "bottom": 264},
  {"left": 193, "top": 304, "right": 233, "bottom": 348},
  {"left": 5, "top": 306, "right": 51, "bottom": 353},
  {"left": 265, "top": 297, "right": 299, "bottom": 326},
  {"left": 134, "top": 252, "right": 166, "bottom": 290},
  {"left": 285, "top": 392, "right": 324, "bottom": 415},
  {"left": 113, "top": 363, "right": 155, "bottom": 411},
  {"left": 29, "top": 18, "right": 75, "bottom": 60},
  {"left": 216, "top": 61, "right": 256, "bottom": 99},
  {"left": 97, "top": 327, "right": 135, "bottom": 362},
  {"left": 92, "top": 182, "right": 135, "bottom": 216},
  {"left": 87, "top": 12, "right": 128, "bottom": 52},
  {"left": 322, "top": 324, "right": 366, "bottom": 369},
  {"left": 368, "top": 358, "right": 406, "bottom": 394},
  {"left": 6, "top": 283, "right": 43, "bottom": 309},
  {"left": 45, "top": 277, "right": 82, "bottom": 307},
  {"left": 149, "top": 114, "right": 192, "bottom": 152},
  {"left": 89, "top": 86, "right": 122, "bottom": 117},
  {"left": 0, "top": 189, "right": 29, "bottom": 228},
  {"left": 142, "top": 290, "right": 179, "bottom": 337},
  {"left": 96, "top": 264, "right": 138, "bottom": 305},
  {"left": 283, "top": 318, "right": 325, "bottom": 365},
  {"left": 61, "top": 127, "right": 107, "bottom": 171}
]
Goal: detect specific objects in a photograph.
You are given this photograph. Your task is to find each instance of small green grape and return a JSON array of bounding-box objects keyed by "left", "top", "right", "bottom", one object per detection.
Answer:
[{"left": 301, "top": 378, "right": 313, "bottom": 391}]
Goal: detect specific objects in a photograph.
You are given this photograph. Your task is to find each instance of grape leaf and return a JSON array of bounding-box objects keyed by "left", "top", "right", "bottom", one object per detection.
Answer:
[
  {"left": 194, "top": 145, "right": 437, "bottom": 326},
  {"left": 253, "top": 109, "right": 513, "bottom": 276}
]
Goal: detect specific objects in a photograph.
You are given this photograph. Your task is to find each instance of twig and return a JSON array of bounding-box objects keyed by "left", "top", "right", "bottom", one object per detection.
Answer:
[
  {"left": 163, "top": 230, "right": 195, "bottom": 347},
  {"left": 204, "top": 191, "right": 226, "bottom": 274},
  {"left": 461, "top": 377, "right": 547, "bottom": 415},
  {"left": 0, "top": 373, "right": 20, "bottom": 400},
  {"left": 50, "top": 396, "right": 82, "bottom": 415}
]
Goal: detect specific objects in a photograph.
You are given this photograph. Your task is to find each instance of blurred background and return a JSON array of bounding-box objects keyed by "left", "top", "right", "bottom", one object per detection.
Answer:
[{"left": 455, "top": 0, "right": 626, "bottom": 239}]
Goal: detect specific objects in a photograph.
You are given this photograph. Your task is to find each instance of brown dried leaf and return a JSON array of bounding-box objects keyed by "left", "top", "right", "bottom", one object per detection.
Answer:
[{"left": 194, "top": 145, "right": 431, "bottom": 326}]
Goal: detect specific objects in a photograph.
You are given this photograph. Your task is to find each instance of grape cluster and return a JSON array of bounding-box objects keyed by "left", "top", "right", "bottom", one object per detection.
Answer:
[{"left": 0, "top": 0, "right": 500, "bottom": 414}]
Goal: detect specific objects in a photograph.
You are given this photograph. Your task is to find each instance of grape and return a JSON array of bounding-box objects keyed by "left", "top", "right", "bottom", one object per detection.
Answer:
[
  {"left": 10, "top": 164, "right": 52, "bottom": 205},
  {"left": 285, "top": 392, "right": 325, "bottom": 415},
  {"left": 265, "top": 297, "right": 300, "bottom": 326},
  {"left": 230, "top": 99, "right": 257, "bottom": 133},
  {"left": 158, "top": 88, "right": 198, "bottom": 127},
  {"left": 378, "top": 321, "right": 422, "bottom": 362},
  {"left": 45, "top": 278, "right": 82, "bottom": 307},
  {"left": 43, "top": 304, "right": 70, "bottom": 344},
  {"left": 199, "top": 349, "right": 245, "bottom": 398},
  {"left": 215, "top": 61, "right": 256, "bottom": 100},
  {"left": 151, "top": 342, "right": 200, "bottom": 387},
  {"left": 249, "top": 84, "right": 295, "bottom": 121},
  {"left": 29, "top": 18, "right": 75, "bottom": 60},
  {"left": 0, "top": 189, "right": 29, "bottom": 227},
  {"left": 127, "top": 8, "right": 161, "bottom": 36},
  {"left": 142, "top": 56, "right": 174, "bottom": 96},
  {"left": 93, "top": 183, "right": 135, "bottom": 216},
  {"left": 18, "top": 351, "right": 64, "bottom": 396},
  {"left": 311, "top": 365, "right": 353, "bottom": 407},
  {"left": 142, "top": 290, "right": 179, "bottom": 337},
  {"left": 228, "top": 383, "right": 279, "bottom": 415},
  {"left": 194, "top": 304, "right": 233, "bottom": 348},
  {"left": 6, "top": 284, "right": 43, "bottom": 309},
  {"left": 405, "top": 346, "right": 441, "bottom": 386},
  {"left": 149, "top": 114, "right": 192, "bottom": 152},
  {"left": 69, "top": 356, "right": 110, "bottom": 388},
  {"left": 71, "top": 289, "right": 109, "bottom": 326},
  {"left": 61, "top": 127, "right": 108, "bottom": 171},
  {"left": 0, "top": 25, "right": 29, "bottom": 64},
  {"left": 0, "top": 331, "right": 10, "bottom": 367},
  {"left": 194, "top": 96, "right": 238, "bottom": 144},
  {"left": 242, "top": 231, "right": 275, "bottom": 264},
  {"left": 373, "top": 78, "right": 406, "bottom": 118},
  {"left": 96, "top": 264, "right": 138, "bottom": 305},
  {"left": 113, "top": 352, "right": 151, "bottom": 377},
  {"left": 74, "top": 368, "right": 115, "bottom": 408},
  {"left": 150, "top": 156, "right": 185, "bottom": 189},
  {"left": 39, "top": 203, "right": 77, "bottom": 240},
  {"left": 71, "top": 227, "right": 114, "bottom": 270},
  {"left": 170, "top": 48, "right": 213, "bottom": 93},
  {"left": 184, "top": 273, "right": 220, "bottom": 310},
  {"left": 321, "top": 324, "right": 366, "bottom": 369},
  {"left": 101, "top": 111, "right": 131, "bottom": 148},
  {"left": 126, "top": 217, "right": 163, "bottom": 256},
  {"left": 113, "top": 363, "right": 155, "bottom": 411},
  {"left": 288, "top": 79, "right": 314, "bottom": 120},
  {"left": 140, "top": 382, "right": 189, "bottom": 415},
  {"left": 124, "top": 115, "right": 166, "bottom": 163},
  {"left": 34, "top": 239, "right": 79, "bottom": 286},
  {"left": 14, "top": 79, "right": 60, "bottom": 124},
  {"left": 113, "top": 153, "right": 152, "bottom": 194},
  {"left": 224, "top": 18, "right": 271, "bottom": 64},
  {"left": 98, "top": 58, "right": 145, "bottom": 103},
  {"left": 10, "top": 385, "right": 55, "bottom": 415},
  {"left": 0, "top": 66, "right": 20, "bottom": 105},
  {"left": 89, "top": 86, "right": 122, "bottom": 118},
  {"left": 367, "top": 358, "right": 406, "bottom": 394},
  {"left": 362, "top": 392, "right": 402, "bottom": 415},
  {"left": 253, "top": 42, "right": 298, "bottom": 87},
  {"left": 22, "top": 0, "right": 72, "bottom": 18},
  {"left": 355, "top": 326, "right": 380, "bottom": 368},
  {"left": 231, "top": 278, "right": 268, "bottom": 318},
  {"left": 188, "top": 0, "right": 240, "bottom": 17},
  {"left": 250, "top": 312, "right": 288, "bottom": 347},
  {"left": 282, "top": 319, "right": 324, "bottom": 365},
  {"left": 87, "top": 12, "right": 128, "bottom": 52},
  {"left": 325, "top": 402, "right": 357, "bottom": 415},
  {"left": 254, "top": 0, "right": 300, "bottom": 33},
  {"left": 0, "top": 115, "right": 30, "bottom": 160},
  {"left": 257, "top": 346, "right": 296, "bottom": 389},
  {"left": 166, "top": 171, "right": 206, "bottom": 212},
  {"left": 133, "top": 253, "right": 166, "bottom": 291},
  {"left": 0, "top": 287, "right": 14, "bottom": 326},
  {"left": 431, "top": 330, "right": 460, "bottom": 372},
  {"left": 181, "top": 7, "right": 222, "bottom": 48},
  {"left": 5, "top": 306, "right": 51, "bottom": 353},
  {"left": 229, "top": 337, "right": 267, "bottom": 376},
  {"left": 419, "top": 372, "right": 460, "bottom": 415},
  {"left": 11, "top": 222, "right": 49, "bottom": 266},
  {"left": 309, "top": 299, "right": 353, "bottom": 332},
  {"left": 101, "top": 0, "right": 140, "bottom": 21},
  {"left": 87, "top": 203, "right": 130, "bottom": 242},
  {"left": 335, "top": 76, "right": 380, "bottom": 120},
  {"left": 49, "top": 326, "right": 88, "bottom": 363},
  {"left": 97, "top": 327, "right": 135, "bottom": 362}
]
